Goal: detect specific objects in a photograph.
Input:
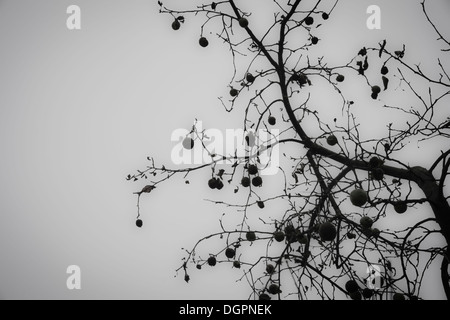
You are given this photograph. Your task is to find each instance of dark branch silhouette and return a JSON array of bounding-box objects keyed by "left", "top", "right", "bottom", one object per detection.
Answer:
[{"left": 129, "top": 0, "right": 450, "bottom": 300}]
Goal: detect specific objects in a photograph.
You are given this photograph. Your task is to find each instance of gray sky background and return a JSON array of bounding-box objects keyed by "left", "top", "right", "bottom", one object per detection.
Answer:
[{"left": 0, "top": 0, "right": 449, "bottom": 299}]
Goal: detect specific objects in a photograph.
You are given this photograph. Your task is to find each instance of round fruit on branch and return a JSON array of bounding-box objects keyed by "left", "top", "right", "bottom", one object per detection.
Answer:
[
  {"left": 394, "top": 201, "right": 407, "bottom": 214},
  {"left": 241, "top": 176, "right": 250, "bottom": 187},
  {"left": 327, "top": 134, "right": 338, "bottom": 146},
  {"left": 182, "top": 137, "right": 194, "bottom": 150},
  {"left": 273, "top": 231, "right": 285, "bottom": 242},
  {"left": 268, "top": 116, "right": 276, "bottom": 126},
  {"left": 252, "top": 176, "right": 263, "bottom": 187},
  {"left": 268, "top": 283, "right": 281, "bottom": 295},
  {"left": 247, "top": 164, "right": 258, "bottom": 175},
  {"left": 172, "top": 19, "right": 180, "bottom": 30},
  {"left": 360, "top": 216, "right": 374, "bottom": 229},
  {"left": 265, "top": 264, "right": 275, "bottom": 274},
  {"left": 207, "top": 256, "right": 217, "bottom": 266},
  {"left": 336, "top": 74, "right": 345, "bottom": 82},
  {"left": 345, "top": 279, "right": 359, "bottom": 294},
  {"left": 319, "top": 222, "right": 337, "bottom": 242},
  {"left": 225, "top": 248, "right": 236, "bottom": 259},
  {"left": 304, "top": 16, "right": 314, "bottom": 25},
  {"left": 238, "top": 17, "right": 248, "bottom": 28},
  {"left": 246, "top": 73, "right": 255, "bottom": 83},
  {"left": 199, "top": 36, "right": 209, "bottom": 47},
  {"left": 208, "top": 178, "right": 218, "bottom": 189},
  {"left": 371, "top": 168, "right": 384, "bottom": 181},
  {"left": 350, "top": 188, "right": 368, "bottom": 207},
  {"left": 246, "top": 231, "right": 256, "bottom": 241},
  {"left": 371, "top": 85, "right": 381, "bottom": 94}
]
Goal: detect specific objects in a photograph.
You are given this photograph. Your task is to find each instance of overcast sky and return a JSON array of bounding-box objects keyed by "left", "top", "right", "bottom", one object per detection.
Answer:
[{"left": 0, "top": 0, "right": 449, "bottom": 299}]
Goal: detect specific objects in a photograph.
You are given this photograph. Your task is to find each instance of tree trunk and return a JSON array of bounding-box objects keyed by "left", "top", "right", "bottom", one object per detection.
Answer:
[{"left": 410, "top": 166, "right": 450, "bottom": 300}]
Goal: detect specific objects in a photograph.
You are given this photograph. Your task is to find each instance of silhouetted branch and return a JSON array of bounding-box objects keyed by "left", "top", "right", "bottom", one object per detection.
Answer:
[{"left": 132, "top": 0, "right": 450, "bottom": 300}]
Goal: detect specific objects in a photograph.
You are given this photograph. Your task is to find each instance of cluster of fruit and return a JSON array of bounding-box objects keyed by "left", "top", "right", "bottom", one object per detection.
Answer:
[
  {"left": 303, "top": 12, "right": 330, "bottom": 45},
  {"left": 202, "top": 230, "right": 256, "bottom": 269},
  {"left": 345, "top": 279, "right": 406, "bottom": 300},
  {"left": 356, "top": 45, "right": 390, "bottom": 99},
  {"left": 171, "top": 12, "right": 249, "bottom": 49},
  {"left": 228, "top": 72, "right": 258, "bottom": 98}
]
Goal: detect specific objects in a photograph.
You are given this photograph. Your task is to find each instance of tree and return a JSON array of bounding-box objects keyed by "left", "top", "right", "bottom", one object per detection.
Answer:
[{"left": 128, "top": 0, "right": 450, "bottom": 300}]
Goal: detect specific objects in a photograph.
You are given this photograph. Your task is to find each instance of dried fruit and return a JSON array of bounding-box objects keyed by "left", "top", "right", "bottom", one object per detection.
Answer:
[
  {"left": 393, "top": 292, "right": 405, "bottom": 300},
  {"left": 304, "top": 16, "right": 314, "bottom": 25},
  {"left": 259, "top": 293, "right": 271, "bottom": 300},
  {"left": 360, "top": 216, "right": 374, "bottom": 229},
  {"left": 265, "top": 264, "right": 275, "bottom": 274},
  {"left": 273, "top": 231, "right": 285, "bottom": 242},
  {"left": 268, "top": 116, "right": 276, "bottom": 125},
  {"left": 372, "top": 85, "right": 381, "bottom": 94},
  {"left": 369, "top": 156, "right": 382, "bottom": 168},
  {"left": 230, "top": 88, "right": 238, "bottom": 97},
  {"left": 182, "top": 137, "right": 194, "bottom": 150},
  {"left": 199, "top": 37, "right": 209, "bottom": 47},
  {"left": 345, "top": 280, "right": 359, "bottom": 293},
  {"left": 350, "top": 189, "right": 368, "bottom": 207},
  {"left": 252, "top": 176, "right": 263, "bottom": 187},
  {"left": 327, "top": 134, "right": 338, "bottom": 146},
  {"left": 225, "top": 248, "right": 236, "bottom": 259},
  {"left": 172, "top": 20, "right": 181, "bottom": 30},
  {"left": 268, "top": 284, "right": 280, "bottom": 294},
  {"left": 394, "top": 202, "right": 407, "bottom": 214},
  {"left": 239, "top": 17, "right": 249, "bottom": 28},
  {"left": 248, "top": 164, "right": 258, "bottom": 175},
  {"left": 362, "top": 288, "right": 374, "bottom": 299},
  {"left": 207, "top": 256, "right": 217, "bottom": 266},
  {"left": 319, "top": 222, "right": 337, "bottom": 242},
  {"left": 246, "top": 231, "right": 256, "bottom": 241},
  {"left": 372, "top": 168, "right": 384, "bottom": 181},
  {"left": 241, "top": 176, "right": 250, "bottom": 187},
  {"left": 208, "top": 178, "right": 217, "bottom": 189}
]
